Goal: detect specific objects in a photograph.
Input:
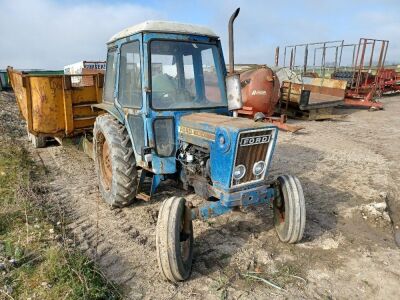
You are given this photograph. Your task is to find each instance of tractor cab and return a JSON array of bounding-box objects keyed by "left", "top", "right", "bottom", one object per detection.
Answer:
[{"left": 100, "top": 21, "right": 230, "bottom": 173}]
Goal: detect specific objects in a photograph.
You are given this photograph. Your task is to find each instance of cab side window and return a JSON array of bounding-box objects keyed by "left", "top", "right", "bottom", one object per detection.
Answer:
[
  {"left": 118, "top": 41, "right": 142, "bottom": 108},
  {"left": 104, "top": 47, "right": 117, "bottom": 103}
]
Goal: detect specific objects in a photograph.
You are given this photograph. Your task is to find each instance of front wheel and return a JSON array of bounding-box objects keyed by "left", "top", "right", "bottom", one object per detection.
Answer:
[
  {"left": 156, "top": 196, "right": 193, "bottom": 282},
  {"left": 273, "top": 175, "right": 306, "bottom": 243}
]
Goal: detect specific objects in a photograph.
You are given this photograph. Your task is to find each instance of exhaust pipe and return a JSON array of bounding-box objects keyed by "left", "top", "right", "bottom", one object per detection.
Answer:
[
  {"left": 275, "top": 47, "right": 280, "bottom": 67},
  {"left": 228, "top": 7, "right": 240, "bottom": 75}
]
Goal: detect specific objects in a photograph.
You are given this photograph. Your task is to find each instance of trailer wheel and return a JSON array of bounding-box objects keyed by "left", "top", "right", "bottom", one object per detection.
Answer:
[
  {"left": 26, "top": 126, "right": 32, "bottom": 142},
  {"left": 93, "top": 114, "right": 137, "bottom": 208},
  {"left": 156, "top": 196, "right": 193, "bottom": 282},
  {"left": 31, "top": 135, "right": 46, "bottom": 148},
  {"left": 273, "top": 175, "right": 306, "bottom": 243}
]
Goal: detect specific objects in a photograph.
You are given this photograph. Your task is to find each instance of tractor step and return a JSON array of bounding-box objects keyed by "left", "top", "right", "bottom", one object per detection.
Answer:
[
  {"left": 136, "top": 192, "right": 151, "bottom": 202},
  {"left": 136, "top": 169, "right": 163, "bottom": 201}
]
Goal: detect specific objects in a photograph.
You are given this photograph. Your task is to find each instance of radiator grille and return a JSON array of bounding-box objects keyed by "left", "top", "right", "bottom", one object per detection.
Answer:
[{"left": 232, "top": 129, "right": 274, "bottom": 187}]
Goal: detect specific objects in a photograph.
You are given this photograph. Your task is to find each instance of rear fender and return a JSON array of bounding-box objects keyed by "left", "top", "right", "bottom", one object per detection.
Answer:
[{"left": 92, "top": 103, "right": 125, "bottom": 124}]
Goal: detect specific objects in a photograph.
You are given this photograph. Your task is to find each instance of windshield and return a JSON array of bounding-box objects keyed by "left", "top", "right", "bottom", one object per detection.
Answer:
[{"left": 150, "top": 40, "right": 226, "bottom": 110}]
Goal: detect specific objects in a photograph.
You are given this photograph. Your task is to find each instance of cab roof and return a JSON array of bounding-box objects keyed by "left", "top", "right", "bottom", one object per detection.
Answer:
[{"left": 108, "top": 20, "right": 219, "bottom": 43}]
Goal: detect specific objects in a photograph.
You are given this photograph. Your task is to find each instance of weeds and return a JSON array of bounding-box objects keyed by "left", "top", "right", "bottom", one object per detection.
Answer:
[
  {"left": 241, "top": 260, "right": 307, "bottom": 293},
  {"left": 0, "top": 137, "right": 120, "bottom": 299}
]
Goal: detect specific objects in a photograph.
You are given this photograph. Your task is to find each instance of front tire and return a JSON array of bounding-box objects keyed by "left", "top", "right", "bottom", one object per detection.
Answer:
[
  {"left": 93, "top": 114, "right": 138, "bottom": 208},
  {"left": 156, "top": 197, "right": 194, "bottom": 282},
  {"left": 273, "top": 175, "right": 306, "bottom": 243}
]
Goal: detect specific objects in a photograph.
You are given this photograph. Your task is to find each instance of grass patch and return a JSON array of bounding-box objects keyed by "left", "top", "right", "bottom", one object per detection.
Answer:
[{"left": 0, "top": 138, "right": 120, "bottom": 299}]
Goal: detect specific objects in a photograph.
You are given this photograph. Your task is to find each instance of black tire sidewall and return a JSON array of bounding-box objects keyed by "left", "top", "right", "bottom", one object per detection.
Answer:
[
  {"left": 172, "top": 199, "right": 193, "bottom": 279},
  {"left": 274, "top": 175, "right": 305, "bottom": 243},
  {"left": 94, "top": 114, "right": 137, "bottom": 207},
  {"left": 157, "top": 197, "right": 193, "bottom": 282},
  {"left": 94, "top": 125, "right": 113, "bottom": 204},
  {"left": 274, "top": 175, "right": 293, "bottom": 242}
]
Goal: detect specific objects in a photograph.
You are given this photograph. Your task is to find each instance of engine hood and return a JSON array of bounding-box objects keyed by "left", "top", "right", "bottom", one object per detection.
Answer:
[
  {"left": 178, "top": 112, "right": 278, "bottom": 191},
  {"left": 178, "top": 112, "right": 275, "bottom": 149}
]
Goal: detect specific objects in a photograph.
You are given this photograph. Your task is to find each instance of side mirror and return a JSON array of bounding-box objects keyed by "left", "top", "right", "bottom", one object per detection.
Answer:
[{"left": 226, "top": 74, "right": 243, "bottom": 112}]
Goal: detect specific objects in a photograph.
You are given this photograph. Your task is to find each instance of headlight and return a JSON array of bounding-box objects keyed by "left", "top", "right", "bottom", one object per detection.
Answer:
[
  {"left": 233, "top": 164, "right": 246, "bottom": 180},
  {"left": 253, "top": 161, "right": 266, "bottom": 176}
]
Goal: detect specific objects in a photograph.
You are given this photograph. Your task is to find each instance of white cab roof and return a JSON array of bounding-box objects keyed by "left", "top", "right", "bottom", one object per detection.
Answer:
[{"left": 108, "top": 20, "right": 218, "bottom": 43}]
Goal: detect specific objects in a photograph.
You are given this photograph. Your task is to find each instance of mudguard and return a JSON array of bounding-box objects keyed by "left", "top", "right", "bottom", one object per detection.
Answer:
[{"left": 92, "top": 103, "right": 124, "bottom": 124}]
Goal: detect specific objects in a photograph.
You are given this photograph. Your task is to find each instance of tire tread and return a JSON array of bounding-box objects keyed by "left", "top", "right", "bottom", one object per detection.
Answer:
[{"left": 93, "top": 113, "right": 137, "bottom": 207}]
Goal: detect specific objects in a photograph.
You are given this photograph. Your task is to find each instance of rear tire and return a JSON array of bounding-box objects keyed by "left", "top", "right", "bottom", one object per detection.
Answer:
[
  {"left": 156, "top": 196, "right": 193, "bottom": 282},
  {"left": 273, "top": 175, "right": 306, "bottom": 243},
  {"left": 93, "top": 114, "right": 138, "bottom": 208}
]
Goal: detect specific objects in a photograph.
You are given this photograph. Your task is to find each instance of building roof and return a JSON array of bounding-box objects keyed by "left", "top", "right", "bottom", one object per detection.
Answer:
[{"left": 108, "top": 20, "right": 218, "bottom": 43}]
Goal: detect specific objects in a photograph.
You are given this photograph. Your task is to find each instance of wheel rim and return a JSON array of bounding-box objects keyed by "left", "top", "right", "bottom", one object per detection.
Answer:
[
  {"left": 100, "top": 139, "right": 112, "bottom": 190},
  {"left": 274, "top": 183, "right": 286, "bottom": 228},
  {"left": 179, "top": 217, "right": 192, "bottom": 263}
]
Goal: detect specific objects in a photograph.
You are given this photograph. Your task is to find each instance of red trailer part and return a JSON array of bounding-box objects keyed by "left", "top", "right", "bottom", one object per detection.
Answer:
[
  {"left": 332, "top": 38, "right": 388, "bottom": 109},
  {"left": 376, "top": 68, "right": 400, "bottom": 95}
]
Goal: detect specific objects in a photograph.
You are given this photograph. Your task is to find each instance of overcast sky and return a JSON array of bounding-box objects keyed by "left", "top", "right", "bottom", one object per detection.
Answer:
[{"left": 1, "top": 0, "right": 399, "bottom": 69}]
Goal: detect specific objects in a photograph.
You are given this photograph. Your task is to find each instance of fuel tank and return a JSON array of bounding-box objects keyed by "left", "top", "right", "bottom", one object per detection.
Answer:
[{"left": 240, "top": 67, "right": 280, "bottom": 117}]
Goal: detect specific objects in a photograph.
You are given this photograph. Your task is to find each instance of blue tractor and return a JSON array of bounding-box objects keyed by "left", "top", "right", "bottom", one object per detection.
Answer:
[{"left": 93, "top": 8, "right": 306, "bottom": 282}]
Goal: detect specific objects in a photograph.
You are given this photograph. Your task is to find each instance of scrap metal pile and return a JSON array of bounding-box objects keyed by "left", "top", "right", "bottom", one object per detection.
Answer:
[
  {"left": 230, "top": 37, "right": 399, "bottom": 132},
  {"left": 275, "top": 38, "right": 400, "bottom": 112}
]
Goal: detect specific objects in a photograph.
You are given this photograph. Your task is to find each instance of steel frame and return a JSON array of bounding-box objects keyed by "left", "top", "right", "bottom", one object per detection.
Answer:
[
  {"left": 340, "top": 38, "right": 388, "bottom": 108},
  {"left": 275, "top": 40, "right": 345, "bottom": 76}
]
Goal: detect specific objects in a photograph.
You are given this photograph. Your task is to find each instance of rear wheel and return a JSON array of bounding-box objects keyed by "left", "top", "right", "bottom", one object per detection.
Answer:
[
  {"left": 93, "top": 114, "right": 138, "bottom": 208},
  {"left": 273, "top": 175, "right": 306, "bottom": 243},
  {"left": 156, "top": 196, "right": 194, "bottom": 282}
]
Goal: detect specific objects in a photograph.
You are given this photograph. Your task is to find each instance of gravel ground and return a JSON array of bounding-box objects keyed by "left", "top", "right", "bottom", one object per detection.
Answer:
[{"left": 1, "top": 90, "right": 399, "bottom": 299}]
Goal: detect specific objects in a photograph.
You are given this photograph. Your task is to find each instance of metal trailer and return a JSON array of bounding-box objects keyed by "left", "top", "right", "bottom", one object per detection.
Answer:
[
  {"left": 277, "top": 77, "right": 346, "bottom": 120},
  {"left": 312, "top": 43, "right": 358, "bottom": 76},
  {"left": 274, "top": 41, "right": 348, "bottom": 120},
  {"left": 279, "top": 77, "right": 347, "bottom": 120},
  {"left": 7, "top": 67, "right": 104, "bottom": 148},
  {"left": 277, "top": 40, "right": 345, "bottom": 76},
  {"left": 89, "top": 8, "right": 306, "bottom": 282},
  {"left": 375, "top": 68, "right": 400, "bottom": 94},
  {"left": 331, "top": 38, "right": 388, "bottom": 109}
]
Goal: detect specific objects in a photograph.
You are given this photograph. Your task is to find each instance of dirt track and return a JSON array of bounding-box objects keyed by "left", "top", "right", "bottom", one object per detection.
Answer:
[{"left": 1, "top": 91, "right": 400, "bottom": 299}]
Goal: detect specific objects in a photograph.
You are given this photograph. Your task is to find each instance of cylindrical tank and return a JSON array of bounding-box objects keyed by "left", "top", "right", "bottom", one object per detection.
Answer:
[{"left": 240, "top": 67, "right": 280, "bottom": 117}]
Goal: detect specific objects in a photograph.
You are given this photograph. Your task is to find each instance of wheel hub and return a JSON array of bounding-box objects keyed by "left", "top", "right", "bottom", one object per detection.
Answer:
[
  {"left": 101, "top": 140, "right": 112, "bottom": 190},
  {"left": 274, "top": 184, "right": 286, "bottom": 224}
]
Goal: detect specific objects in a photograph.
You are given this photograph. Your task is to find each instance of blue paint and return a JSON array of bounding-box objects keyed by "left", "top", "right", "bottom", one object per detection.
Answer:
[
  {"left": 192, "top": 200, "right": 232, "bottom": 220},
  {"left": 192, "top": 186, "right": 275, "bottom": 220},
  {"left": 137, "top": 169, "right": 163, "bottom": 197},
  {"left": 151, "top": 174, "right": 163, "bottom": 195},
  {"left": 104, "top": 28, "right": 280, "bottom": 208}
]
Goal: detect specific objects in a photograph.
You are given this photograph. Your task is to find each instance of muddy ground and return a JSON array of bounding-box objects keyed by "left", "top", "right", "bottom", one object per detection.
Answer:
[{"left": 1, "top": 91, "right": 399, "bottom": 299}]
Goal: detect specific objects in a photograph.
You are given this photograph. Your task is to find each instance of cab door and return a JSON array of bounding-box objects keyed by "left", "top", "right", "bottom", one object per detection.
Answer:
[{"left": 116, "top": 36, "right": 147, "bottom": 165}]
